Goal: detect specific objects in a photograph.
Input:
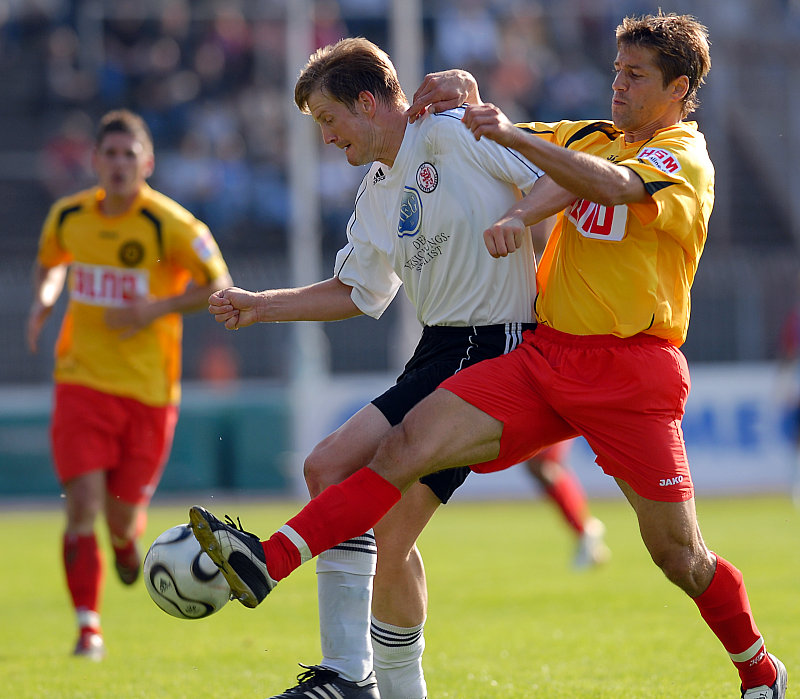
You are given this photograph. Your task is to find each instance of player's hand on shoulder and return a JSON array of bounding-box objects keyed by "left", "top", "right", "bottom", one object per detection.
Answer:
[
  {"left": 462, "top": 103, "right": 519, "bottom": 147},
  {"left": 406, "top": 69, "right": 481, "bottom": 124},
  {"left": 484, "top": 215, "right": 527, "bottom": 258}
]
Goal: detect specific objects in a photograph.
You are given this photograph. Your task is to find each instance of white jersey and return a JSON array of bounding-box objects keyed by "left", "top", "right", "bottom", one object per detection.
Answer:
[{"left": 334, "top": 107, "right": 543, "bottom": 327}]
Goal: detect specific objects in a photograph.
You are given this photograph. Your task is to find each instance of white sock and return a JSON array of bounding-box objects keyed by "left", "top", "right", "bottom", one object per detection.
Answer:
[
  {"left": 76, "top": 608, "right": 101, "bottom": 632},
  {"left": 371, "top": 616, "right": 427, "bottom": 699},
  {"left": 316, "top": 531, "right": 377, "bottom": 682}
]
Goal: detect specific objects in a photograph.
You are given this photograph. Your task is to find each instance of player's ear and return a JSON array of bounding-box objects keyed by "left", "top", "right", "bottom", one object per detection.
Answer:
[
  {"left": 357, "top": 90, "right": 378, "bottom": 117},
  {"left": 142, "top": 152, "right": 155, "bottom": 179},
  {"left": 671, "top": 75, "right": 689, "bottom": 103}
]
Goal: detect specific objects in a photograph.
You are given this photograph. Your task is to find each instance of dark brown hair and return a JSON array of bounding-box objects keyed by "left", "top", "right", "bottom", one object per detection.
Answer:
[
  {"left": 617, "top": 12, "right": 711, "bottom": 118},
  {"left": 95, "top": 109, "right": 153, "bottom": 152},
  {"left": 294, "top": 37, "right": 406, "bottom": 114}
]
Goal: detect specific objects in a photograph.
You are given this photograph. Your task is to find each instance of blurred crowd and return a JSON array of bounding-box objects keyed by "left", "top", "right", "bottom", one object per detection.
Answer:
[
  {"left": 2, "top": 0, "right": 798, "bottom": 378},
  {"left": 0, "top": 0, "right": 657, "bottom": 254}
]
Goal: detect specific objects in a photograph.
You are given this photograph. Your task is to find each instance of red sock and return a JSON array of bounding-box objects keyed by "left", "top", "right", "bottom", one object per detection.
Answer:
[
  {"left": 262, "top": 468, "right": 401, "bottom": 580},
  {"left": 63, "top": 533, "right": 104, "bottom": 615},
  {"left": 543, "top": 469, "right": 589, "bottom": 534},
  {"left": 693, "top": 555, "right": 776, "bottom": 689}
]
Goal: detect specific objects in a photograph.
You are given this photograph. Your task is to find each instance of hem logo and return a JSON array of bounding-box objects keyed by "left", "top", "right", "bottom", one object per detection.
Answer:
[
  {"left": 659, "top": 475, "right": 684, "bottom": 487},
  {"left": 637, "top": 146, "right": 681, "bottom": 174}
]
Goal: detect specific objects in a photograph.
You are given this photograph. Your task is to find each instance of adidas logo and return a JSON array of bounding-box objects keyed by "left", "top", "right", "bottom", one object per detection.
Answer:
[{"left": 373, "top": 167, "right": 385, "bottom": 185}]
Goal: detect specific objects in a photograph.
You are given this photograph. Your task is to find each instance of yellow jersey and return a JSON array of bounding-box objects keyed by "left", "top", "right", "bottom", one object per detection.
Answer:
[
  {"left": 529, "top": 119, "right": 714, "bottom": 346},
  {"left": 37, "top": 184, "right": 229, "bottom": 405}
]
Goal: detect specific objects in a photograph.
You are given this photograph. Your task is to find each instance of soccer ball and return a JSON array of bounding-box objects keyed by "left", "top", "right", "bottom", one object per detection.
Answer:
[{"left": 143, "top": 524, "right": 231, "bottom": 619}]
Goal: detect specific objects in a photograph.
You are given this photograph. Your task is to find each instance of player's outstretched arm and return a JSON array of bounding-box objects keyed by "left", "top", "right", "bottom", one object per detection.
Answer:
[
  {"left": 209, "top": 277, "right": 363, "bottom": 331},
  {"left": 406, "top": 69, "right": 481, "bottom": 124},
  {"left": 105, "top": 271, "right": 233, "bottom": 338},
  {"left": 464, "top": 103, "right": 647, "bottom": 207}
]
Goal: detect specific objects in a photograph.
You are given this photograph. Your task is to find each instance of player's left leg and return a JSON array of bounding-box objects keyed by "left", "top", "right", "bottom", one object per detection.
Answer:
[
  {"left": 371, "top": 481, "right": 443, "bottom": 699},
  {"left": 190, "top": 388, "right": 509, "bottom": 599},
  {"left": 105, "top": 496, "right": 147, "bottom": 585},
  {"left": 190, "top": 343, "right": 571, "bottom": 599},
  {"left": 108, "top": 398, "right": 177, "bottom": 586},
  {"left": 616, "top": 479, "right": 786, "bottom": 697}
]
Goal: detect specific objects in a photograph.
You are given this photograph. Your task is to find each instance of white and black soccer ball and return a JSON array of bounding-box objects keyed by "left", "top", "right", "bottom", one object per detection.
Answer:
[{"left": 143, "top": 524, "right": 231, "bottom": 619}]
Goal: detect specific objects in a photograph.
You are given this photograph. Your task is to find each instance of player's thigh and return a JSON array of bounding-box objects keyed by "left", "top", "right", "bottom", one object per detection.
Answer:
[
  {"left": 304, "top": 402, "right": 392, "bottom": 495},
  {"left": 51, "top": 384, "right": 123, "bottom": 483},
  {"left": 373, "top": 388, "right": 506, "bottom": 491},
  {"left": 108, "top": 400, "right": 178, "bottom": 506}
]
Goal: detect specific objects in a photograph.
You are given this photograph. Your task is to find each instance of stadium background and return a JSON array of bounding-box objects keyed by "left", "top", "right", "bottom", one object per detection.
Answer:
[{"left": 1, "top": 0, "right": 798, "bottom": 499}]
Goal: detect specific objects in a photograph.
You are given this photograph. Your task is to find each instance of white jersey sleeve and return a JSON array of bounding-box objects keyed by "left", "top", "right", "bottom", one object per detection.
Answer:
[{"left": 334, "top": 174, "right": 403, "bottom": 319}]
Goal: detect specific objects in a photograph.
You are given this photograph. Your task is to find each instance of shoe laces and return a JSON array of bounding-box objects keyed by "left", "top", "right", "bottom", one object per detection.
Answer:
[
  {"left": 223, "top": 514, "right": 259, "bottom": 541},
  {"left": 293, "top": 664, "right": 338, "bottom": 688}
]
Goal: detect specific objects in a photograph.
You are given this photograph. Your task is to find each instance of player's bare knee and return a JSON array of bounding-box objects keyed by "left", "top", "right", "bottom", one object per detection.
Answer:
[
  {"left": 303, "top": 447, "right": 338, "bottom": 496},
  {"left": 652, "top": 545, "right": 711, "bottom": 595}
]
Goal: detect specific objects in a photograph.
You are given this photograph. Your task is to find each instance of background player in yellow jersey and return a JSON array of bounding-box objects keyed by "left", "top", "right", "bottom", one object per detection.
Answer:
[
  {"left": 27, "top": 109, "right": 231, "bottom": 660},
  {"left": 189, "top": 13, "right": 786, "bottom": 697}
]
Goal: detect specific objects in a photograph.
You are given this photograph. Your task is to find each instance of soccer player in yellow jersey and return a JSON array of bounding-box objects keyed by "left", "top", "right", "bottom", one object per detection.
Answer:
[
  {"left": 188, "top": 13, "right": 786, "bottom": 697},
  {"left": 27, "top": 109, "right": 231, "bottom": 660}
]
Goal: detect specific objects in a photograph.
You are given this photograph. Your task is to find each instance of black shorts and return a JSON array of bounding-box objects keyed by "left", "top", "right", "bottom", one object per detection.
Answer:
[{"left": 371, "top": 322, "right": 533, "bottom": 503}]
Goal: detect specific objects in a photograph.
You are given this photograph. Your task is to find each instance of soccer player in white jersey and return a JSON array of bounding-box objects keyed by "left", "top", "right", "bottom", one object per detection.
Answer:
[{"left": 205, "top": 37, "right": 573, "bottom": 698}]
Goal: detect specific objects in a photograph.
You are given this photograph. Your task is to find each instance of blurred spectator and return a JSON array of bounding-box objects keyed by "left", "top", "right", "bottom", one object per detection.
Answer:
[
  {"left": 314, "top": 0, "right": 349, "bottom": 49},
  {"left": 434, "top": 0, "right": 500, "bottom": 80},
  {"left": 38, "top": 109, "right": 94, "bottom": 198},
  {"left": 45, "top": 24, "right": 97, "bottom": 106}
]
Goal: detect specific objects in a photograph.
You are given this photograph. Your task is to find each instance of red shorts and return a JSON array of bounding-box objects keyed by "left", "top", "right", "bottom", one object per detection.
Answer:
[
  {"left": 51, "top": 383, "right": 179, "bottom": 505},
  {"left": 439, "top": 325, "right": 693, "bottom": 502}
]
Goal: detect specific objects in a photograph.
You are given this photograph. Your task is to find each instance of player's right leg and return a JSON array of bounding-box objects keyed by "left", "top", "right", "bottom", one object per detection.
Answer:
[
  {"left": 52, "top": 384, "right": 119, "bottom": 661},
  {"left": 616, "top": 479, "right": 786, "bottom": 697},
  {"left": 62, "top": 471, "right": 106, "bottom": 660}
]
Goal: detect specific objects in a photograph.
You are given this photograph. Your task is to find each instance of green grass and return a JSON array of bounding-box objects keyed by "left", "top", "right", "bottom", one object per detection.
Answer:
[{"left": 2, "top": 494, "right": 798, "bottom": 698}]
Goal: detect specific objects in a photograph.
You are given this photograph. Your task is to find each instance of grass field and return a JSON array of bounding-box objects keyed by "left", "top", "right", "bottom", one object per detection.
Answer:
[{"left": 2, "top": 493, "right": 797, "bottom": 698}]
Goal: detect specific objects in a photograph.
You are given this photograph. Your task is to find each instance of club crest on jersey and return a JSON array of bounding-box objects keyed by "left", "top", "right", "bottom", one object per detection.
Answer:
[
  {"left": 398, "top": 186, "right": 422, "bottom": 237},
  {"left": 119, "top": 240, "right": 145, "bottom": 267},
  {"left": 637, "top": 146, "right": 681, "bottom": 174},
  {"left": 415, "top": 162, "right": 438, "bottom": 193}
]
